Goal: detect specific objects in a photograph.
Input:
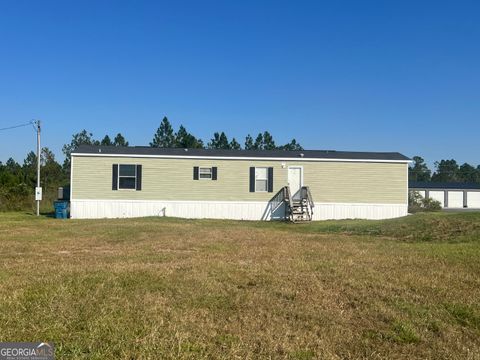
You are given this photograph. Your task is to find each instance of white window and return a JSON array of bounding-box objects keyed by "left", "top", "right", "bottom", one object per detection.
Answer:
[
  {"left": 255, "top": 167, "right": 268, "bottom": 192},
  {"left": 118, "top": 164, "right": 137, "bottom": 189},
  {"left": 199, "top": 167, "right": 212, "bottom": 180}
]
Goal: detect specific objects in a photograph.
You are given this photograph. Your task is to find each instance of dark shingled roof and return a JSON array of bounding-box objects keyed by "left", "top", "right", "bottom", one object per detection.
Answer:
[
  {"left": 409, "top": 181, "right": 480, "bottom": 190},
  {"left": 72, "top": 145, "right": 411, "bottom": 161}
]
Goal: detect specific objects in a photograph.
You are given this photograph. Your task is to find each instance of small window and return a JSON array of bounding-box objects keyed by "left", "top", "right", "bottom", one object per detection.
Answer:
[
  {"left": 118, "top": 164, "right": 137, "bottom": 189},
  {"left": 255, "top": 167, "right": 268, "bottom": 192},
  {"left": 199, "top": 167, "right": 212, "bottom": 180}
]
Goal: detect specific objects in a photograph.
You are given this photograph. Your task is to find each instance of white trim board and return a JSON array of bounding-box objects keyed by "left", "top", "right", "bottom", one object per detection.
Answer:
[
  {"left": 72, "top": 153, "right": 411, "bottom": 164},
  {"left": 73, "top": 199, "right": 406, "bottom": 206},
  {"left": 69, "top": 156, "right": 73, "bottom": 201}
]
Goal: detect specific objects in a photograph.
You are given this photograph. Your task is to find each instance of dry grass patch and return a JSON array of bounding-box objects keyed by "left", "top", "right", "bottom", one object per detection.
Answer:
[{"left": 0, "top": 212, "right": 479, "bottom": 359}]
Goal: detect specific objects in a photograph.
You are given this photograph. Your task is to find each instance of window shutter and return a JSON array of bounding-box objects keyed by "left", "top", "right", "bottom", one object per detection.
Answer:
[
  {"left": 136, "top": 165, "right": 142, "bottom": 190},
  {"left": 249, "top": 167, "right": 255, "bottom": 192},
  {"left": 268, "top": 167, "right": 274, "bottom": 192},
  {"left": 212, "top": 167, "right": 218, "bottom": 180},
  {"left": 193, "top": 166, "right": 199, "bottom": 180},
  {"left": 112, "top": 164, "right": 118, "bottom": 190}
]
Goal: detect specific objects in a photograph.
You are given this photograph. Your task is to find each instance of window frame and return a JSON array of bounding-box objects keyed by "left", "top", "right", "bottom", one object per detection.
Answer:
[
  {"left": 254, "top": 167, "right": 269, "bottom": 193},
  {"left": 118, "top": 164, "right": 137, "bottom": 190},
  {"left": 199, "top": 167, "right": 213, "bottom": 180}
]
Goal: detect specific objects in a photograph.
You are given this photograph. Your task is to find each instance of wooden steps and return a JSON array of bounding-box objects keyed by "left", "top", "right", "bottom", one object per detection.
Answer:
[
  {"left": 286, "top": 188, "right": 314, "bottom": 222},
  {"left": 271, "top": 186, "right": 315, "bottom": 222}
]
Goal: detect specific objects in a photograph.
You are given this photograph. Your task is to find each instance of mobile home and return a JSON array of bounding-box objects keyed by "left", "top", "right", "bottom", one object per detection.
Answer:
[{"left": 70, "top": 146, "right": 410, "bottom": 220}]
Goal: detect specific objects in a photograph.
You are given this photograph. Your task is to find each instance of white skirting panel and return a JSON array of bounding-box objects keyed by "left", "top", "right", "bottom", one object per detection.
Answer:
[
  {"left": 70, "top": 199, "right": 408, "bottom": 221},
  {"left": 312, "top": 203, "right": 408, "bottom": 220},
  {"left": 71, "top": 200, "right": 281, "bottom": 221}
]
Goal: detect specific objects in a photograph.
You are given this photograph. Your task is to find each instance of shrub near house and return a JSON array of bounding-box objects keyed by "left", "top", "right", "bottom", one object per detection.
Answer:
[{"left": 409, "top": 191, "right": 442, "bottom": 213}]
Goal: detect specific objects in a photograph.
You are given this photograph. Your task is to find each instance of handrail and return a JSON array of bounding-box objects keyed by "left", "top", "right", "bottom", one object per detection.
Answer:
[
  {"left": 300, "top": 186, "right": 314, "bottom": 220},
  {"left": 270, "top": 187, "right": 287, "bottom": 212},
  {"left": 284, "top": 185, "right": 294, "bottom": 221},
  {"left": 285, "top": 186, "right": 293, "bottom": 205},
  {"left": 303, "top": 186, "right": 314, "bottom": 209},
  {"left": 270, "top": 185, "right": 314, "bottom": 222}
]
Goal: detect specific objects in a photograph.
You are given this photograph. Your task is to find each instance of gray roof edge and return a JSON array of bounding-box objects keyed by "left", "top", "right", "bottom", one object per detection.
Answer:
[
  {"left": 72, "top": 145, "right": 411, "bottom": 161},
  {"left": 409, "top": 181, "right": 480, "bottom": 190}
]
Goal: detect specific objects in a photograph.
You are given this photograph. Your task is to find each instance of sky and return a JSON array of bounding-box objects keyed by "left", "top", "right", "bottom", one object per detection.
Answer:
[{"left": 0, "top": 0, "right": 479, "bottom": 167}]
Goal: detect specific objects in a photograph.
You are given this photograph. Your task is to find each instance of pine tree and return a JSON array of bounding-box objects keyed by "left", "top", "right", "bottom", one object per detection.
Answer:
[
  {"left": 175, "top": 125, "right": 204, "bottom": 148},
  {"left": 458, "top": 163, "right": 479, "bottom": 183},
  {"left": 113, "top": 133, "right": 129, "bottom": 146},
  {"left": 280, "top": 139, "right": 303, "bottom": 151},
  {"left": 229, "top": 138, "right": 241, "bottom": 150},
  {"left": 208, "top": 132, "right": 220, "bottom": 149},
  {"left": 100, "top": 135, "right": 113, "bottom": 146},
  {"left": 62, "top": 130, "right": 97, "bottom": 170},
  {"left": 22, "top": 151, "right": 37, "bottom": 186},
  {"left": 262, "top": 131, "right": 276, "bottom": 150},
  {"left": 408, "top": 156, "right": 431, "bottom": 182},
  {"left": 6, "top": 158, "right": 21, "bottom": 175},
  {"left": 253, "top": 133, "right": 263, "bottom": 150},
  {"left": 208, "top": 132, "right": 230, "bottom": 149},
  {"left": 218, "top": 132, "right": 229, "bottom": 149},
  {"left": 244, "top": 134, "right": 254, "bottom": 150},
  {"left": 431, "top": 160, "right": 459, "bottom": 182},
  {"left": 41, "top": 147, "right": 63, "bottom": 192},
  {"left": 150, "top": 117, "right": 175, "bottom": 147}
]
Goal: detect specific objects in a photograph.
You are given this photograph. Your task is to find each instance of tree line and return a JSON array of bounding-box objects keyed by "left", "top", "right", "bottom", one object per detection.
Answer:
[
  {"left": 1, "top": 130, "right": 131, "bottom": 210},
  {"left": 0, "top": 148, "right": 65, "bottom": 211},
  {"left": 149, "top": 117, "right": 303, "bottom": 151},
  {"left": 409, "top": 156, "right": 480, "bottom": 183},
  {"left": 2, "top": 117, "right": 479, "bottom": 211}
]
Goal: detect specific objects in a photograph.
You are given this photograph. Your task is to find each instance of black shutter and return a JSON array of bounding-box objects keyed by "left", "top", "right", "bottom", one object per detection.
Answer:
[
  {"left": 136, "top": 165, "right": 142, "bottom": 190},
  {"left": 249, "top": 167, "right": 255, "bottom": 192},
  {"left": 193, "top": 166, "right": 199, "bottom": 180},
  {"left": 112, "top": 164, "right": 118, "bottom": 190},
  {"left": 268, "top": 167, "right": 274, "bottom": 192},
  {"left": 212, "top": 167, "right": 218, "bottom": 180}
]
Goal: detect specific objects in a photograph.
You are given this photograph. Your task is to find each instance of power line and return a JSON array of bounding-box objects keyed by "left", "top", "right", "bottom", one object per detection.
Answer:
[{"left": 0, "top": 121, "right": 34, "bottom": 132}]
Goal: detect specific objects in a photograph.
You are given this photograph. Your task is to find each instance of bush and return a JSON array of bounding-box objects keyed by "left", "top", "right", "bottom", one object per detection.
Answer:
[
  {"left": 0, "top": 184, "right": 61, "bottom": 213},
  {"left": 409, "top": 191, "right": 442, "bottom": 213},
  {"left": 0, "top": 183, "right": 32, "bottom": 211},
  {"left": 422, "top": 197, "right": 442, "bottom": 211}
]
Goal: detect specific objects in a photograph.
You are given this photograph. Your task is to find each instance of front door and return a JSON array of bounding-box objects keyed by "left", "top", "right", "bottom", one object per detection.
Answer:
[{"left": 288, "top": 167, "right": 303, "bottom": 199}]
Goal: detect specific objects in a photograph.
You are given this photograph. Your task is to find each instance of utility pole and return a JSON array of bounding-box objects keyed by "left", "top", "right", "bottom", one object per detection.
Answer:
[{"left": 35, "top": 120, "right": 41, "bottom": 216}]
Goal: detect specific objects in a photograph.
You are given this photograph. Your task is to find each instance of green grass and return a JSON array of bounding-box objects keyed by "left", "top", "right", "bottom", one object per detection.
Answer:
[
  {"left": 280, "top": 211, "right": 480, "bottom": 242},
  {"left": 0, "top": 211, "right": 479, "bottom": 359},
  {"left": 445, "top": 303, "right": 480, "bottom": 330}
]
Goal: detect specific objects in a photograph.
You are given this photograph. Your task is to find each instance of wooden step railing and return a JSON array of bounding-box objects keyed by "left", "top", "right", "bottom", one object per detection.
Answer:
[
  {"left": 284, "top": 185, "right": 294, "bottom": 221},
  {"left": 300, "top": 186, "right": 314, "bottom": 221},
  {"left": 270, "top": 187, "right": 288, "bottom": 213},
  {"left": 270, "top": 185, "right": 314, "bottom": 222}
]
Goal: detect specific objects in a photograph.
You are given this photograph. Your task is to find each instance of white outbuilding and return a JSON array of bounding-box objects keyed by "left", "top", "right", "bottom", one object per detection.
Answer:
[{"left": 409, "top": 182, "right": 480, "bottom": 209}]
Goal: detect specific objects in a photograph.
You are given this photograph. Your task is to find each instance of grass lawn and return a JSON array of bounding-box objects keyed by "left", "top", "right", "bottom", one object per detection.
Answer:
[{"left": 0, "top": 212, "right": 479, "bottom": 359}]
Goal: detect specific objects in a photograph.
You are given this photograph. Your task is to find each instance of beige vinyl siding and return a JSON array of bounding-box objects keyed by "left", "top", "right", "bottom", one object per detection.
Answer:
[{"left": 72, "top": 156, "right": 407, "bottom": 204}]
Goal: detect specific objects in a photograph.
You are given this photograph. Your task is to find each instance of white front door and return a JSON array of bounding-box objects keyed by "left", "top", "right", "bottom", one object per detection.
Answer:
[{"left": 288, "top": 167, "right": 303, "bottom": 199}]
